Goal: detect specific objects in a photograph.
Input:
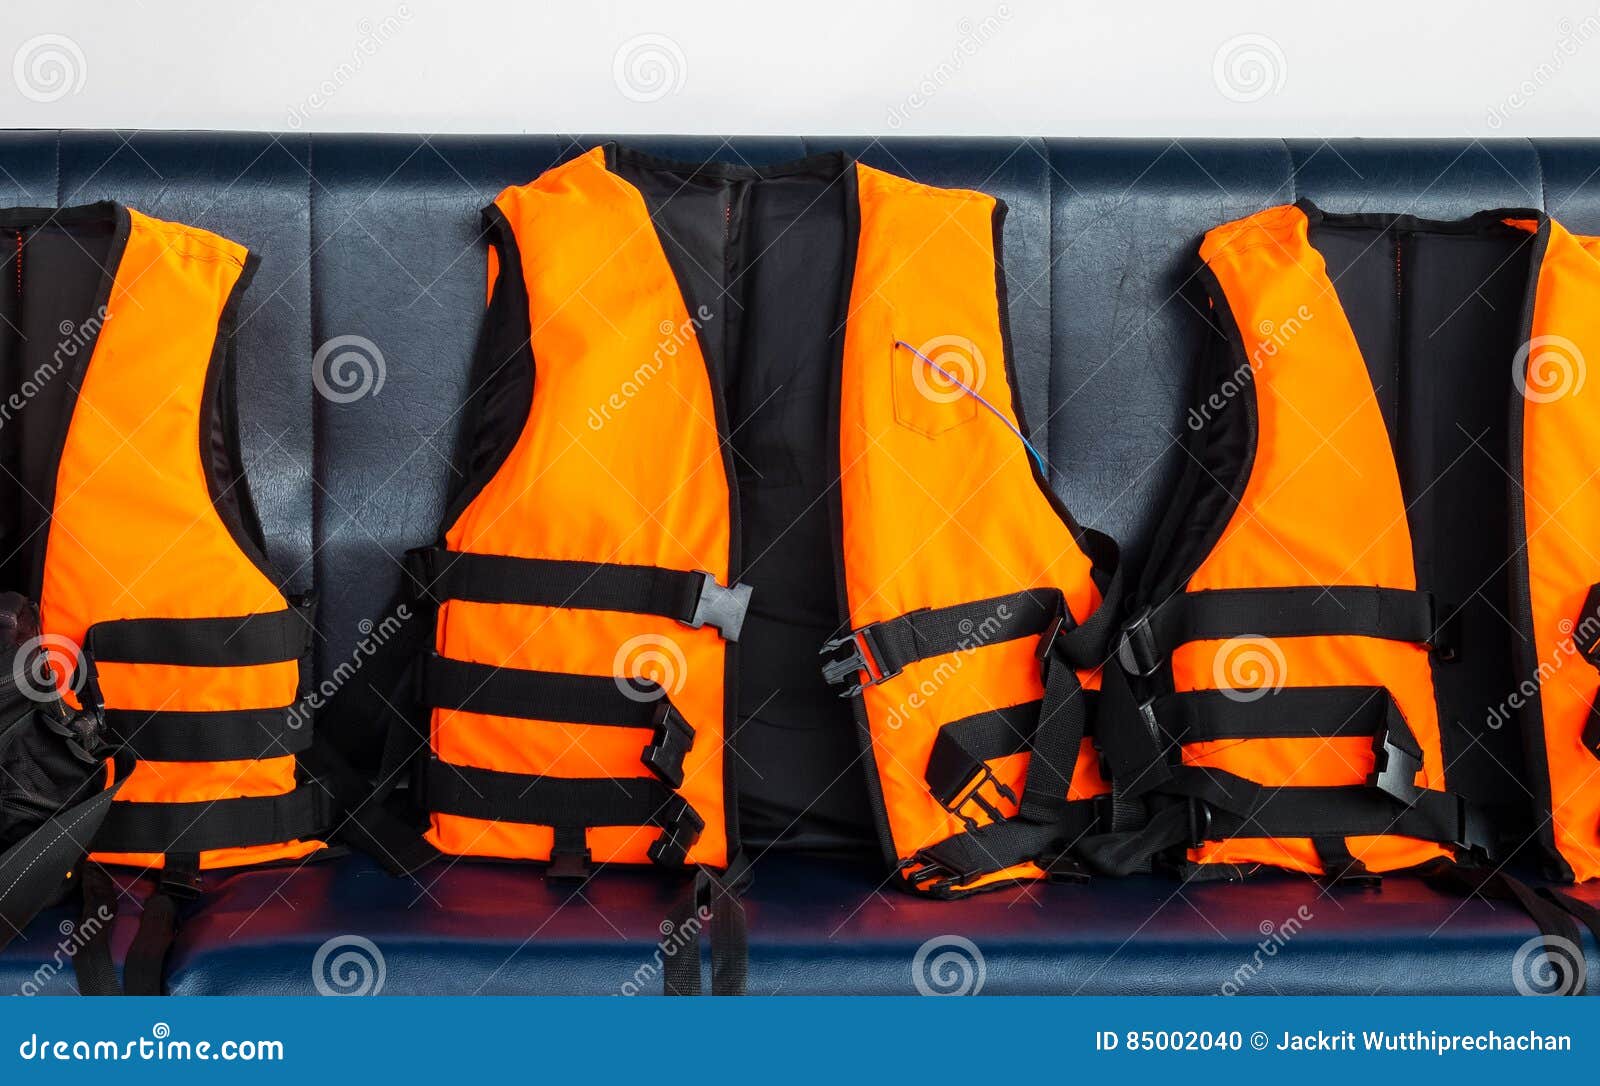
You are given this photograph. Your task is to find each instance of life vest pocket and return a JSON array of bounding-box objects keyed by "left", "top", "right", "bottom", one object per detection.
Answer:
[{"left": 891, "top": 333, "right": 980, "bottom": 437}]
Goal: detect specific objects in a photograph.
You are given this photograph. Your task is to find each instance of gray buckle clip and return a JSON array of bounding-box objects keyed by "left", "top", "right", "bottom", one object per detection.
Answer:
[{"left": 683, "top": 572, "right": 753, "bottom": 642}]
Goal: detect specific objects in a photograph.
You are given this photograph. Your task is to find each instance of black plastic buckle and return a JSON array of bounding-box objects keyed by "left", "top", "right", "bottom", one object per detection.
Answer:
[
  {"left": 1186, "top": 799, "right": 1214, "bottom": 848},
  {"left": 819, "top": 625, "right": 900, "bottom": 698},
  {"left": 158, "top": 862, "right": 205, "bottom": 901},
  {"left": 641, "top": 700, "right": 696, "bottom": 789},
  {"left": 647, "top": 797, "right": 706, "bottom": 867},
  {"left": 1034, "top": 608, "right": 1066, "bottom": 680},
  {"left": 683, "top": 572, "right": 753, "bottom": 642},
  {"left": 936, "top": 764, "right": 1017, "bottom": 832},
  {"left": 1453, "top": 797, "right": 1494, "bottom": 859},
  {"left": 1368, "top": 732, "right": 1426, "bottom": 806},
  {"left": 401, "top": 546, "right": 439, "bottom": 603},
  {"left": 1041, "top": 850, "right": 1091, "bottom": 884},
  {"left": 1116, "top": 607, "right": 1161, "bottom": 678},
  {"left": 900, "top": 852, "right": 960, "bottom": 896},
  {"left": 1429, "top": 599, "right": 1461, "bottom": 663},
  {"left": 547, "top": 841, "right": 593, "bottom": 881}
]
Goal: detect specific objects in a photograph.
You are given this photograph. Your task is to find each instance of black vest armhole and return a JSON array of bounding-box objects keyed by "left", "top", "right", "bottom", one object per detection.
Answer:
[
  {"left": 1135, "top": 262, "right": 1259, "bottom": 604},
  {"left": 439, "top": 203, "right": 535, "bottom": 531},
  {"left": 200, "top": 249, "right": 280, "bottom": 587}
]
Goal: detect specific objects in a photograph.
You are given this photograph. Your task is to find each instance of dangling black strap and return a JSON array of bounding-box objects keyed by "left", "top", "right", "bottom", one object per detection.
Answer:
[
  {"left": 122, "top": 854, "right": 199, "bottom": 997},
  {"left": 662, "top": 860, "right": 749, "bottom": 995},
  {"left": 1019, "top": 564, "right": 1121, "bottom": 824},
  {"left": 1311, "top": 836, "right": 1378, "bottom": 887},
  {"left": 1424, "top": 865, "right": 1587, "bottom": 996},
  {"left": 1539, "top": 886, "right": 1600, "bottom": 971},
  {"left": 71, "top": 863, "right": 123, "bottom": 996}
]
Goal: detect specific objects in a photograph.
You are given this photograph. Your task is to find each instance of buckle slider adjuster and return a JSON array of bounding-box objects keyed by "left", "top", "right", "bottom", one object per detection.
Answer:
[
  {"left": 819, "top": 625, "right": 900, "bottom": 698},
  {"left": 1116, "top": 607, "right": 1161, "bottom": 678}
]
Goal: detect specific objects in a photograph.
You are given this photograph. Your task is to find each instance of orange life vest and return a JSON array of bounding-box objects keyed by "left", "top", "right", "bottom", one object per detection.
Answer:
[
  {"left": 3, "top": 202, "right": 326, "bottom": 876},
  {"left": 403, "top": 146, "right": 1119, "bottom": 896},
  {"left": 1100, "top": 200, "right": 1600, "bottom": 884}
]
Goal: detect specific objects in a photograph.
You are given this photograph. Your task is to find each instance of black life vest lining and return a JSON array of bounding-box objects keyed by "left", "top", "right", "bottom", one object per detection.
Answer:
[
  {"left": 0, "top": 208, "right": 116, "bottom": 597},
  {"left": 612, "top": 148, "right": 875, "bottom": 854},
  {"left": 1305, "top": 211, "right": 1534, "bottom": 838}
]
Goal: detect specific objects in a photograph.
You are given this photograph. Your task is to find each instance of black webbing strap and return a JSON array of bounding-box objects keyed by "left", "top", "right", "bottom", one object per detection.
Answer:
[
  {"left": 904, "top": 799, "right": 1106, "bottom": 896},
  {"left": 1149, "top": 685, "right": 1396, "bottom": 743},
  {"left": 1117, "top": 586, "right": 1443, "bottom": 677},
  {"left": 91, "top": 785, "right": 331, "bottom": 855},
  {"left": 421, "top": 654, "right": 695, "bottom": 787},
  {"left": 1163, "top": 766, "right": 1480, "bottom": 845},
  {"left": 1014, "top": 561, "right": 1122, "bottom": 823},
  {"left": 1311, "top": 836, "right": 1377, "bottom": 887},
  {"left": 1424, "top": 865, "right": 1588, "bottom": 996},
  {"left": 821, "top": 589, "right": 1060, "bottom": 697},
  {"left": 1079, "top": 762, "right": 1485, "bottom": 879},
  {"left": 662, "top": 861, "right": 750, "bottom": 995},
  {"left": 71, "top": 863, "right": 122, "bottom": 995},
  {"left": 299, "top": 732, "right": 440, "bottom": 878},
  {"left": 1539, "top": 886, "right": 1600, "bottom": 996},
  {"left": 407, "top": 547, "right": 753, "bottom": 641},
  {"left": 121, "top": 854, "right": 199, "bottom": 997},
  {"left": 925, "top": 702, "right": 1040, "bottom": 813},
  {"left": 423, "top": 759, "right": 704, "bottom": 866},
  {"left": 82, "top": 600, "right": 315, "bottom": 668},
  {"left": 104, "top": 705, "right": 309, "bottom": 763}
]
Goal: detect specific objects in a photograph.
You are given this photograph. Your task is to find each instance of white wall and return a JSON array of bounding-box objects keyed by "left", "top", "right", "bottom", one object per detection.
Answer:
[{"left": 2, "top": 0, "right": 1598, "bottom": 137}]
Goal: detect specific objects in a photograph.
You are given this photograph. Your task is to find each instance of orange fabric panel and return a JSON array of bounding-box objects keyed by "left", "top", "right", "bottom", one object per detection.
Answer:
[
  {"left": 430, "top": 148, "right": 730, "bottom": 867},
  {"left": 840, "top": 164, "right": 1103, "bottom": 867},
  {"left": 1520, "top": 221, "right": 1600, "bottom": 881},
  {"left": 1180, "top": 205, "right": 1449, "bottom": 875},
  {"left": 35, "top": 208, "right": 314, "bottom": 870}
]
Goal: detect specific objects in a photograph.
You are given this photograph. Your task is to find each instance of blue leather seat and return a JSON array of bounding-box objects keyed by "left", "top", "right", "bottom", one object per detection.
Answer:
[{"left": 2, "top": 133, "right": 1598, "bottom": 995}]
